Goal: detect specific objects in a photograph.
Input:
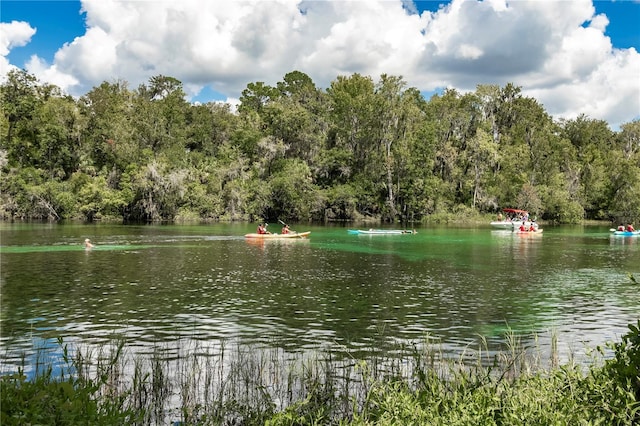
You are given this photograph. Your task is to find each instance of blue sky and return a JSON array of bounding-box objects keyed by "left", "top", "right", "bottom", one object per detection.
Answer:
[
  {"left": 1, "top": 0, "right": 639, "bottom": 129},
  {"left": 2, "top": 1, "right": 87, "bottom": 66}
]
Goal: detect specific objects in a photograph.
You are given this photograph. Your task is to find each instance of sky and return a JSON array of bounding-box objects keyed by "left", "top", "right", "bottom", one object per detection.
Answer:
[{"left": 1, "top": 0, "right": 639, "bottom": 130}]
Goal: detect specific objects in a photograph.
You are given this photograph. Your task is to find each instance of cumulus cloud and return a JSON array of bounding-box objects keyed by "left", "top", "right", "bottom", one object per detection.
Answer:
[
  {"left": 1, "top": 0, "right": 638, "bottom": 129},
  {"left": 0, "top": 20, "right": 36, "bottom": 75},
  {"left": 0, "top": 20, "right": 35, "bottom": 56}
]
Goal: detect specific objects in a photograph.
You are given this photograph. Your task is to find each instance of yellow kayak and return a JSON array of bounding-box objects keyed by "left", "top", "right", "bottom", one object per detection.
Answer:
[{"left": 244, "top": 231, "right": 311, "bottom": 239}]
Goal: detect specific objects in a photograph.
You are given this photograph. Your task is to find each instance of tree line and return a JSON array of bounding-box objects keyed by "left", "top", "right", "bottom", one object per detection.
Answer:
[{"left": 1, "top": 69, "right": 639, "bottom": 224}]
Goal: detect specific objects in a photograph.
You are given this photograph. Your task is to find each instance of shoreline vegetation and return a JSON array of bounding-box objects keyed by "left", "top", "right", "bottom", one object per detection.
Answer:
[
  {"left": 0, "top": 213, "right": 616, "bottom": 226},
  {"left": 2, "top": 70, "right": 639, "bottom": 225},
  {"left": 2, "top": 319, "right": 638, "bottom": 425}
]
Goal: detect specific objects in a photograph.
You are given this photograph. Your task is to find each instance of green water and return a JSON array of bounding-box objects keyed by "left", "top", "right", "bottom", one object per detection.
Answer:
[{"left": 1, "top": 222, "right": 639, "bottom": 370}]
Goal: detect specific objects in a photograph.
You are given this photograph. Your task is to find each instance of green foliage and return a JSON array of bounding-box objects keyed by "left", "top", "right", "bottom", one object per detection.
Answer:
[
  {"left": 268, "top": 159, "right": 318, "bottom": 221},
  {"left": 325, "top": 184, "right": 358, "bottom": 220},
  {"left": 123, "top": 159, "right": 189, "bottom": 221},
  {"left": 515, "top": 183, "right": 543, "bottom": 218},
  {"left": 70, "top": 172, "right": 127, "bottom": 221},
  {"left": 0, "top": 166, "right": 76, "bottom": 220},
  {"left": 2, "top": 70, "right": 639, "bottom": 223},
  {"left": 2, "top": 325, "right": 639, "bottom": 425},
  {"left": 265, "top": 374, "right": 336, "bottom": 426},
  {"left": 546, "top": 198, "right": 585, "bottom": 224},
  {"left": 0, "top": 358, "right": 139, "bottom": 425},
  {"left": 239, "top": 81, "right": 281, "bottom": 115},
  {"left": 1, "top": 370, "right": 100, "bottom": 425},
  {"left": 350, "top": 347, "right": 637, "bottom": 425},
  {"left": 598, "top": 318, "right": 640, "bottom": 422}
]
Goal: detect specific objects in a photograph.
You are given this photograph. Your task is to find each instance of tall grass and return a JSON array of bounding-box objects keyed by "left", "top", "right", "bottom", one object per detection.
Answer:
[{"left": 2, "top": 323, "right": 638, "bottom": 425}]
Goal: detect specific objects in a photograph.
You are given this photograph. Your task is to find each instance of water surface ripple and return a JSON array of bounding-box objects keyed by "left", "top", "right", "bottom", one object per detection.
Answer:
[{"left": 1, "top": 223, "right": 638, "bottom": 371}]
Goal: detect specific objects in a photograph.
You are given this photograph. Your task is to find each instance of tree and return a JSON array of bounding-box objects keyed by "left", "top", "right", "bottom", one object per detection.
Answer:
[
  {"left": 326, "top": 74, "right": 377, "bottom": 172},
  {"left": 238, "top": 81, "right": 279, "bottom": 114},
  {"left": 123, "top": 159, "right": 189, "bottom": 222},
  {"left": 607, "top": 120, "right": 640, "bottom": 222},
  {"left": 374, "top": 74, "right": 406, "bottom": 219},
  {"left": 467, "top": 127, "right": 498, "bottom": 209},
  {"left": 1, "top": 69, "right": 42, "bottom": 167},
  {"left": 78, "top": 80, "right": 137, "bottom": 172},
  {"left": 562, "top": 115, "right": 614, "bottom": 218},
  {"left": 33, "top": 95, "right": 83, "bottom": 179},
  {"left": 134, "top": 76, "right": 189, "bottom": 157},
  {"left": 185, "top": 102, "right": 237, "bottom": 157},
  {"left": 618, "top": 120, "right": 640, "bottom": 160},
  {"left": 267, "top": 158, "right": 319, "bottom": 221},
  {"left": 1, "top": 70, "right": 635, "bottom": 223}
]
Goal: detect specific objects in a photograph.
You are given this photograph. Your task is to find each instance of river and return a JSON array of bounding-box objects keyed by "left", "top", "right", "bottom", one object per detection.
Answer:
[{"left": 1, "top": 222, "right": 638, "bottom": 374}]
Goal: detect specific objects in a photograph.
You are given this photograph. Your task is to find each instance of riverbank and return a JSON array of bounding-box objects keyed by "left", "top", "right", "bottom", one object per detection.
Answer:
[{"left": 2, "top": 320, "right": 638, "bottom": 425}]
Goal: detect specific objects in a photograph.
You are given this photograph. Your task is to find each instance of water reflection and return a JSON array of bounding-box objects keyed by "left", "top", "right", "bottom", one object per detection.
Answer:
[{"left": 609, "top": 235, "right": 637, "bottom": 245}]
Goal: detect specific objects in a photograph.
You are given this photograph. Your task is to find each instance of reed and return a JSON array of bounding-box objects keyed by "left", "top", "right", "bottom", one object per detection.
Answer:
[{"left": 1, "top": 323, "right": 638, "bottom": 425}]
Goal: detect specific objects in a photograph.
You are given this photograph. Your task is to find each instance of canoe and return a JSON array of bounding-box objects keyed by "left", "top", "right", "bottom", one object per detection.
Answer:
[
  {"left": 515, "top": 229, "right": 543, "bottom": 235},
  {"left": 244, "top": 231, "right": 310, "bottom": 239},
  {"left": 611, "top": 230, "right": 640, "bottom": 237},
  {"left": 348, "top": 229, "right": 417, "bottom": 235}
]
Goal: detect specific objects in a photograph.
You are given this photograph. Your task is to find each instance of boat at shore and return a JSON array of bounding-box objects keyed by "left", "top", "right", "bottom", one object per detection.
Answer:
[
  {"left": 490, "top": 208, "right": 537, "bottom": 230},
  {"left": 244, "top": 231, "right": 311, "bottom": 239},
  {"left": 348, "top": 229, "right": 417, "bottom": 235}
]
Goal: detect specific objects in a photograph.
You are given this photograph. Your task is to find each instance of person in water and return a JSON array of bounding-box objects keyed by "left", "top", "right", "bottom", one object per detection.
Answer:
[
  {"left": 84, "top": 238, "right": 94, "bottom": 249},
  {"left": 519, "top": 223, "right": 527, "bottom": 232}
]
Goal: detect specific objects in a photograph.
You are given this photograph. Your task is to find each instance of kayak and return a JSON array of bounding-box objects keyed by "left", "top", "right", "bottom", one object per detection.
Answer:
[
  {"left": 611, "top": 230, "right": 640, "bottom": 236},
  {"left": 244, "top": 231, "right": 311, "bottom": 239},
  {"left": 348, "top": 229, "right": 417, "bottom": 235},
  {"left": 515, "top": 229, "right": 543, "bottom": 235}
]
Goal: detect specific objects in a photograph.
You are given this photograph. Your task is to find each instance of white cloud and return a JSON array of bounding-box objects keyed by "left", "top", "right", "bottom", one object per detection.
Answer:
[
  {"left": 0, "top": 20, "right": 35, "bottom": 56},
  {"left": 0, "top": 20, "right": 36, "bottom": 75},
  {"left": 25, "top": 55, "right": 79, "bottom": 91},
  {"left": 1, "top": 0, "right": 639, "bottom": 129}
]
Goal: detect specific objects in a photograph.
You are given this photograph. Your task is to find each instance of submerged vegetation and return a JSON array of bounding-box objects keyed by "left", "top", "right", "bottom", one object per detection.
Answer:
[
  {"left": 1, "top": 69, "right": 639, "bottom": 224},
  {"left": 2, "top": 321, "right": 639, "bottom": 425}
]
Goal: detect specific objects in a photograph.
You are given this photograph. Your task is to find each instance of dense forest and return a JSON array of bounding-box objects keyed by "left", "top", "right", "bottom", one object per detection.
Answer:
[{"left": 1, "top": 69, "right": 639, "bottom": 224}]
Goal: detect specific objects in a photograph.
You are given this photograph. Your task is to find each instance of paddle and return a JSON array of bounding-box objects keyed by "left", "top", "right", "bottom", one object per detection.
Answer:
[{"left": 278, "top": 219, "right": 295, "bottom": 234}]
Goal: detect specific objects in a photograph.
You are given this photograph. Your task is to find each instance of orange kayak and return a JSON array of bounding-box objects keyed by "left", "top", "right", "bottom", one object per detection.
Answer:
[{"left": 244, "top": 231, "right": 311, "bottom": 239}]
